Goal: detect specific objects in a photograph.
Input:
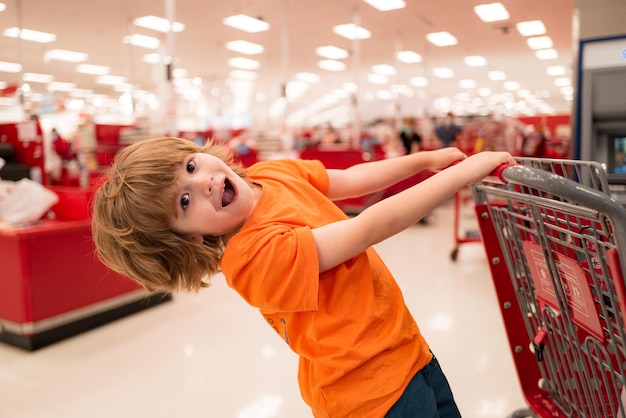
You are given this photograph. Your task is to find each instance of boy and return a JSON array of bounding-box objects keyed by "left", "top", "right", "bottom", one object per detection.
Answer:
[{"left": 92, "top": 137, "right": 514, "bottom": 417}]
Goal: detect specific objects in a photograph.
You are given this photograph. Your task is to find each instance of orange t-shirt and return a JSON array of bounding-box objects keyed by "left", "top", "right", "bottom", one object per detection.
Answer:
[{"left": 220, "top": 159, "right": 432, "bottom": 417}]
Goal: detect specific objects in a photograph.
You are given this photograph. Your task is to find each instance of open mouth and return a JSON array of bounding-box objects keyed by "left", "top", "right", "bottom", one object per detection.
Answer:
[{"left": 222, "top": 178, "right": 235, "bottom": 207}]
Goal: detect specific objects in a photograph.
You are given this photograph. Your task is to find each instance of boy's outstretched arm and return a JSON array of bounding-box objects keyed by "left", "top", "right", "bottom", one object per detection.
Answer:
[
  {"left": 312, "top": 151, "right": 516, "bottom": 273},
  {"left": 325, "top": 147, "right": 465, "bottom": 201}
]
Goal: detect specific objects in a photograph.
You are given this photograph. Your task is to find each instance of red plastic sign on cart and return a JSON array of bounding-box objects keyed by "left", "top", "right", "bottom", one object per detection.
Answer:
[{"left": 523, "top": 240, "right": 604, "bottom": 339}]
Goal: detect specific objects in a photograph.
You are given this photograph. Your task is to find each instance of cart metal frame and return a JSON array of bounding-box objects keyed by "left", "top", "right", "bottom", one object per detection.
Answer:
[{"left": 471, "top": 157, "right": 626, "bottom": 418}]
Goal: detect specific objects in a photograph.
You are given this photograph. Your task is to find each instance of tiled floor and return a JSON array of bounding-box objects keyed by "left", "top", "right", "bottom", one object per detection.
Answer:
[{"left": 0, "top": 201, "right": 530, "bottom": 418}]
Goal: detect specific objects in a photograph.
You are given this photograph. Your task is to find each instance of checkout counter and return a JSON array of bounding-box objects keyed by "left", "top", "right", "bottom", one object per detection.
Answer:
[{"left": 0, "top": 121, "right": 170, "bottom": 351}]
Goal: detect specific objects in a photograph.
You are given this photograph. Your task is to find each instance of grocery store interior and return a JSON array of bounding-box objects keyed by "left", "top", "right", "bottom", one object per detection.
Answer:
[{"left": 1, "top": 0, "right": 626, "bottom": 417}]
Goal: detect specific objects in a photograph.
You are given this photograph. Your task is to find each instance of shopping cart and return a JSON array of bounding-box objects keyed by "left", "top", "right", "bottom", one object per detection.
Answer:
[
  {"left": 450, "top": 186, "right": 482, "bottom": 261},
  {"left": 471, "top": 157, "right": 626, "bottom": 418}
]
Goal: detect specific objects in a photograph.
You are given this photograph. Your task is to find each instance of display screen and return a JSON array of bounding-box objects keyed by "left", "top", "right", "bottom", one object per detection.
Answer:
[{"left": 613, "top": 136, "right": 626, "bottom": 174}]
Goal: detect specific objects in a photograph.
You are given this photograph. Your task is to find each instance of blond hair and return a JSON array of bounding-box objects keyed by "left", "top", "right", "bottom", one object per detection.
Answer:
[{"left": 91, "top": 137, "right": 250, "bottom": 293}]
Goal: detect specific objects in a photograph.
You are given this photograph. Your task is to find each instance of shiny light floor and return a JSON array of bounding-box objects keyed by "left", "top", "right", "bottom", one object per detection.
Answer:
[{"left": 0, "top": 201, "right": 530, "bottom": 418}]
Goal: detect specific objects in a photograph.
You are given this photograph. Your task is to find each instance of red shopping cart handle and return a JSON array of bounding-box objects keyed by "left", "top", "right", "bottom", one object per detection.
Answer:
[
  {"left": 489, "top": 163, "right": 519, "bottom": 183},
  {"left": 447, "top": 160, "right": 520, "bottom": 183}
]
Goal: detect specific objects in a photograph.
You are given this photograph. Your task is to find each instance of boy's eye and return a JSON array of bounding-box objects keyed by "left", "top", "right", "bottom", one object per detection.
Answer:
[
  {"left": 186, "top": 160, "right": 195, "bottom": 174},
  {"left": 180, "top": 193, "right": 190, "bottom": 209}
]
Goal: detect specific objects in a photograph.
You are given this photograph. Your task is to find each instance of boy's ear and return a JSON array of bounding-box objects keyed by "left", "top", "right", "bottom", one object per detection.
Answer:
[{"left": 192, "top": 235, "right": 204, "bottom": 244}]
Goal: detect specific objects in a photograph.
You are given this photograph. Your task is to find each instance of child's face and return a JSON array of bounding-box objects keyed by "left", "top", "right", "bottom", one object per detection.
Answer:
[{"left": 170, "top": 152, "right": 257, "bottom": 242}]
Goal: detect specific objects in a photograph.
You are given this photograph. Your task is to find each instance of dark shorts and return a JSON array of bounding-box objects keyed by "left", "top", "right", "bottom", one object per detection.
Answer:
[{"left": 385, "top": 354, "right": 462, "bottom": 418}]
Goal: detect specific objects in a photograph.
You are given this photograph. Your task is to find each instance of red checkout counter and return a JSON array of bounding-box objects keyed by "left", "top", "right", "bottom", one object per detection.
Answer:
[
  {"left": 0, "top": 185, "right": 171, "bottom": 351},
  {"left": 0, "top": 121, "right": 170, "bottom": 351}
]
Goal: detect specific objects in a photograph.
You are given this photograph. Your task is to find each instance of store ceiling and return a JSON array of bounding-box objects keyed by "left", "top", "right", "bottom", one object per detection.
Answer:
[{"left": 0, "top": 0, "right": 575, "bottom": 126}]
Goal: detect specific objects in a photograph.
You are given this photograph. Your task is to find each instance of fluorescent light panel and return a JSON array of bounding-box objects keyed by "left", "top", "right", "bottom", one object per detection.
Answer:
[
  {"left": 223, "top": 14, "right": 270, "bottom": 33},
  {"left": 535, "top": 49, "right": 558, "bottom": 60},
  {"left": 76, "top": 64, "right": 111, "bottom": 75},
  {"left": 123, "top": 34, "right": 160, "bottom": 49},
  {"left": 372, "top": 64, "right": 396, "bottom": 76},
  {"left": 333, "top": 23, "right": 371, "bottom": 40},
  {"left": 133, "top": 15, "right": 185, "bottom": 32},
  {"left": 230, "top": 70, "right": 257, "bottom": 81},
  {"left": 367, "top": 74, "right": 389, "bottom": 84},
  {"left": 397, "top": 50, "right": 422, "bottom": 64},
  {"left": 362, "top": 0, "right": 406, "bottom": 11},
  {"left": 426, "top": 32, "right": 457, "bottom": 47},
  {"left": 516, "top": 20, "right": 546, "bottom": 36},
  {"left": 546, "top": 66, "right": 566, "bottom": 76},
  {"left": 296, "top": 72, "right": 320, "bottom": 83},
  {"left": 0, "top": 61, "right": 22, "bottom": 72},
  {"left": 464, "top": 55, "right": 487, "bottom": 67},
  {"left": 488, "top": 70, "right": 506, "bottom": 80},
  {"left": 3, "top": 27, "right": 56, "bottom": 43},
  {"left": 409, "top": 77, "right": 428, "bottom": 87},
  {"left": 96, "top": 75, "right": 128, "bottom": 85},
  {"left": 49, "top": 81, "right": 76, "bottom": 91},
  {"left": 474, "top": 2, "right": 510, "bottom": 23},
  {"left": 44, "top": 49, "right": 88, "bottom": 63},
  {"left": 316, "top": 45, "right": 348, "bottom": 60},
  {"left": 22, "top": 72, "right": 54, "bottom": 83},
  {"left": 318, "top": 60, "right": 346, "bottom": 71},
  {"left": 433, "top": 67, "right": 454, "bottom": 78},
  {"left": 226, "top": 40, "right": 264, "bottom": 55},
  {"left": 227, "top": 57, "right": 260, "bottom": 70},
  {"left": 527, "top": 36, "right": 553, "bottom": 50}
]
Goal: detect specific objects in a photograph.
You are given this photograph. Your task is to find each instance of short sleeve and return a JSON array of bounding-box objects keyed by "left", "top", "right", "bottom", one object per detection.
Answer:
[{"left": 222, "top": 224, "right": 320, "bottom": 313}]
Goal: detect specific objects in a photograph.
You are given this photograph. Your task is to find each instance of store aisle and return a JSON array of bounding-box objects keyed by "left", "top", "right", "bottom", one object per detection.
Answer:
[{"left": 0, "top": 201, "right": 528, "bottom": 418}]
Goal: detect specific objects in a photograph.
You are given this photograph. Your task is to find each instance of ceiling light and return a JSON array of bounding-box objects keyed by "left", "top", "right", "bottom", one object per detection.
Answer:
[
  {"left": 362, "top": 0, "right": 406, "bottom": 11},
  {"left": 535, "top": 49, "right": 558, "bottom": 60},
  {"left": 504, "top": 81, "right": 520, "bottom": 90},
  {"left": 473, "top": 3, "right": 510, "bottom": 23},
  {"left": 368, "top": 74, "right": 389, "bottom": 84},
  {"left": 44, "top": 49, "right": 88, "bottom": 63},
  {"left": 560, "top": 86, "right": 574, "bottom": 95},
  {"left": 228, "top": 57, "right": 260, "bottom": 70},
  {"left": 76, "top": 64, "right": 111, "bottom": 75},
  {"left": 123, "top": 34, "right": 160, "bottom": 49},
  {"left": 516, "top": 20, "right": 546, "bottom": 36},
  {"left": 296, "top": 72, "right": 320, "bottom": 83},
  {"left": 22, "top": 72, "right": 54, "bottom": 83},
  {"left": 488, "top": 70, "right": 506, "bottom": 80},
  {"left": 0, "top": 4, "right": 6, "bottom": 12},
  {"left": 409, "top": 77, "right": 428, "bottom": 87},
  {"left": 133, "top": 15, "right": 185, "bottom": 32},
  {"left": 230, "top": 70, "right": 257, "bottom": 81},
  {"left": 555, "top": 78, "right": 571, "bottom": 87},
  {"left": 459, "top": 79, "right": 477, "bottom": 88},
  {"left": 477, "top": 88, "right": 491, "bottom": 97},
  {"left": 397, "top": 50, "right": 422, "bottom": 64},
  {"left": 332, "top": 23, "right": 371, "bottom": 40},
  {"left": 172, "top": 68, "right": 188, "bottom": 78},
  {"left": 464, "top": 55, "right": 487, "bottom": 67},
  {"left": 48, "top": 81, "right": 76, "bottom": 92},
  {"left": 143, "top": 53, "right": 161, "bottom": 64},
  {"left": 223, "top": 14, "right": 270, "bottom": 33},
  {"left": 526, "top": 36, "right": 553, "bottom": 50},
  {"left": 0, "top": 61, "right": 22, "bottom": 73},
  {"left": 226, "top": 40, "right": 264, "bottom": 55},
  {"left": 372, "top": 64, "right": 396, "bottom": 76},
  {"left": 546, "top": 66, "right": 566, "bottom": 76},
  {"left": 96, "top": 75, "right": 128, "bottom": 85},
  {"left": 433, "top": 67, "right": 454, "bottom": 78},
  {"left": 316, "top": 45, "right": 349, "bottom": 60},
  {"left": 426, "top": 32, "right": 457, "bottom": 47},
  {"left": 3, "top": 27, "right": 56, "bottom": 43},
  {"left": 318, "top": 60, "right": 346, "bottom": 71}
]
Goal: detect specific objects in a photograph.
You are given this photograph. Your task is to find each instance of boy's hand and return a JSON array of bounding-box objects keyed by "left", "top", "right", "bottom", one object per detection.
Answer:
[
  {"left": 456, "top": 151, "right": 516, "bottom": 184},
  {"left": 424, "top": 147, "right": 467, "bottom": 171}
]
